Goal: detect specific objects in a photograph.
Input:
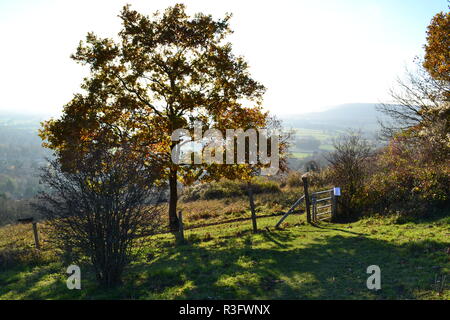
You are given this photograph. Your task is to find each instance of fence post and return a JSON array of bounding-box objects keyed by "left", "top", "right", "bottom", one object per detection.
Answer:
[
  {"left": 178, "top": 210, "right": 185, "bottom": 243},
  {"left": 32, "top": 222, "right": 40, "bottom": 250},
  {"left": 331, "top": 189, "right": 337, "bottom": 222},
  {"left": 311, "top": 194, "right": 317, "bottom": 222},
  {"left": 302, "top": 175, "right": 312, "bottom": 224}
]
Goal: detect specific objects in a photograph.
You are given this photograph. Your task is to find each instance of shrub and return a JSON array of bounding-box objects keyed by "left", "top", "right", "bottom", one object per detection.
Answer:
[
  {"left": 325, "top": 131, "right": 373, "bottom": 221},
  {"left": 308, "top": 168, "right": 333, "bottom": 188},
  {"left": 34, "top": 146, "right": 164, "bottom": 288},
  {"left": 285, "top": 171, "right": 303, "bottom": 188},
  {"left": 363, "top": 136, "right": 449, "bottom": 215},
  {"left": 251, "top": 177, "right": 281, "bottom": 194}
]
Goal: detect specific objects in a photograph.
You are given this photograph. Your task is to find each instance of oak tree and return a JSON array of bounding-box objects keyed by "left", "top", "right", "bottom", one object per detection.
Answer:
[{"left": 40, "top": 4, "right": 269, "bottom": 231}]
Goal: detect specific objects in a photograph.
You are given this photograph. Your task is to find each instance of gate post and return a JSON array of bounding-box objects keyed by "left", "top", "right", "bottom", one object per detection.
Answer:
[
  {"left": 331, "top": 189, "right": 337, "bottom": 222},
  {"left": 302, "top": 175, "right": 312, "bottom": 224}
]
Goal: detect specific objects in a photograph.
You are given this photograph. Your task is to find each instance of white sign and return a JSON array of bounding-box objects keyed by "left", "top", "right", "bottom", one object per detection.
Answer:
[{"left": 333, "top": 187, "right": 341, "bottom": 196}]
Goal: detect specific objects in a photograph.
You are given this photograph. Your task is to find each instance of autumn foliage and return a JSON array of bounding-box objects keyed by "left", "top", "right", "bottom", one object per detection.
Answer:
[{"left": 40, "top": 4, "right": 276, "bottom": 231}]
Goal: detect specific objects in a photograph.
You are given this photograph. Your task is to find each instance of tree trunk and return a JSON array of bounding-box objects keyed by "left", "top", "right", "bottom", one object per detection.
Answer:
[
  {"left": 247, "top": 182, "right": 257, "bottom": 233},
  {"left": 168, "top": 168, "right": 179, "bottom": 232}
]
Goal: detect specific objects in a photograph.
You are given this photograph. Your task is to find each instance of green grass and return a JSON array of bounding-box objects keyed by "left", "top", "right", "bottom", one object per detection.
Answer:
[
  {"left": 290, "top": 152, "right": 312, "bottom": 159},
  {"left": 290, "top": 128, "right": 338, "bottom": 156},
  {"left": 293, "top": 128, "right": 334, "bottom": 141},
  {"left": 1, "top": 210, "right": 449, "bottom": 300},
  {"left": 178, "top": 187, "right": 306, "bottom": 227},
  {"left": 319, "top": 144, "right": 334, "bottom": 151}
]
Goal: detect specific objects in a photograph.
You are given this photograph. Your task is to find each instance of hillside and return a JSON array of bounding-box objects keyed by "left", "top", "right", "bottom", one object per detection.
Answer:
[
  {"left": 0, "top": 106, "right": 386, "bottom": 203},
  {"left": 0, "top": 112, "right": 53, "bottom": 224},
  {"left": 1, "top": 209, "right": 449, "bottom": 299},
  {"left": 280, "top": 103, "right": 388, "bottom": 132}
]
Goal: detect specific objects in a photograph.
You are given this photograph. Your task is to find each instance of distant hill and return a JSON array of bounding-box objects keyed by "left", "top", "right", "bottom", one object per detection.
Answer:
[
  {"left": 0, "top": 104, "right": 387, "bottom": 133},
  {"left": 0, "top": 111, "right": 50, "bottom": 128},
  {"left": 0, "top": 106, "right": 390, "bottom": 193},
  {"left": 0, "top": 112, "right": 52, "bottom": 200},
  {"left": 279, "top": 103, "right": 388, "bottom": 132}
]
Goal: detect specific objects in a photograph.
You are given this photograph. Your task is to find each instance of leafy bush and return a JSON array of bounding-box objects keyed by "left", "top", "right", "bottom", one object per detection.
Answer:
[
  {"left": 325, "top": 131, "right": 373, "bottom": 221},
  {"left": 285, "top": 171, "right": 303, "bottom": 188},
  {"left": 308, "top": 168, "right": 333, "bottom": 188},
  {"left": 363, "top": 137, "right": 449, "bottom": 215},
  {"left": 281, "top": 168, "right": 331, "bottom": 190}
]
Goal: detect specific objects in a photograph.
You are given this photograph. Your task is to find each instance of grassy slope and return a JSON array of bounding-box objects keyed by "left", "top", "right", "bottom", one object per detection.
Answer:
[
  {"left": 1, "top": 210, "right": 449, "bottom": 300},
  {"left": 290, "top": 128, "right": 337, "bottom": 159}
]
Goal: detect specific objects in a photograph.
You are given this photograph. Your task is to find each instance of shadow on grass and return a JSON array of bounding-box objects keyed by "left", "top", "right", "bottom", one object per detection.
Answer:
[
  {"left": 0, "top": 261, "right": 104, "bottom": 299},
  {"left": 2, "top": 227, "right": 448, "bottom": 300},
  {"left": 128, "top": 231, "right": 449, "bottom": 300},
  {"left": 391, "top": 207, "right": 450, "bottom": 225},
  {"left": 310, "top": 222, "right": 367, "bottom": 236}
]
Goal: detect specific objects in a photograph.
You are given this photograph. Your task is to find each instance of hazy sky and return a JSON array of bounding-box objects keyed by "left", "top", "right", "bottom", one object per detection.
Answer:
[{"left": 0, "top": 0, "right": 448, "bottom": 116}]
